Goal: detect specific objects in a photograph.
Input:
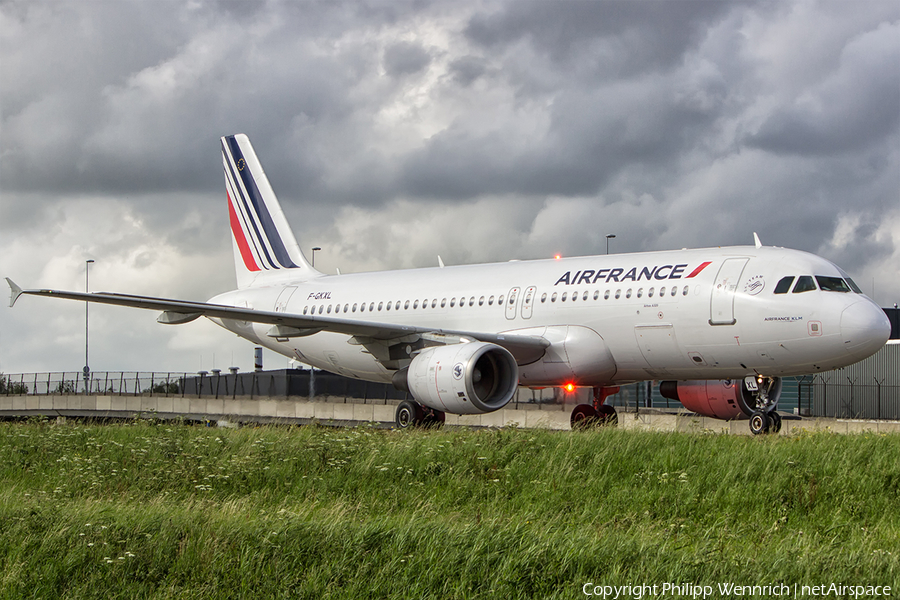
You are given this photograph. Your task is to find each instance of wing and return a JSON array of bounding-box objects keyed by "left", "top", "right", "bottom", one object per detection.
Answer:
[{"left": 6, "top": 279, "right": 548, "bottom": 365}]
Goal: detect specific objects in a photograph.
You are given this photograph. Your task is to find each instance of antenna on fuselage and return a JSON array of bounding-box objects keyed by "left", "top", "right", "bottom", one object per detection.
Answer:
[
  {"left": 753, "top": 232, "right": 762, "bottom": 249},
  {"left": 438, "top": 256, "right": 445, "bottom": 268}
]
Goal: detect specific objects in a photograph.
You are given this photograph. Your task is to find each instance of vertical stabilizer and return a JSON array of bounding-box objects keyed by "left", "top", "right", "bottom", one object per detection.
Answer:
[{"left": 221, "top": 134, "right": 320, "bottom": 288}]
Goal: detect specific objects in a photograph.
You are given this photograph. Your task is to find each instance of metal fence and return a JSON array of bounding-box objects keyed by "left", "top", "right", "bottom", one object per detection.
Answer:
[
  {"left": 3, "top": 370, "right": 898, "bottom": 420},
  {"left": 799, "top": 375, "right": 900, "bottom": 420}
]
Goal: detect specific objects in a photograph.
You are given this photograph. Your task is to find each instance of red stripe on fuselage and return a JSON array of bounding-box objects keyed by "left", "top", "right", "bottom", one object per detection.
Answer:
[
  {"left": 686, "top": 261, "right": 712, "bottom": 278},
  {"left": 228, "top": 192, "right": 261, "bottom": 272}
]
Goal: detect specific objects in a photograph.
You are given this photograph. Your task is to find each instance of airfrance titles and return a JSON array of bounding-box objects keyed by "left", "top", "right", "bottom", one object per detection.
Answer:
[{"left": 554, "top": 261, "right": 712, "bottom": 287}]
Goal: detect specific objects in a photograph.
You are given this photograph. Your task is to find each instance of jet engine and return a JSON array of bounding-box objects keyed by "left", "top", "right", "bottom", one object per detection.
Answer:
[
  {"left": 393, "top": 342, "right": 519, "bottom": 414},
  {"left": 659, "top": 378, "right": 783, "bottom": 420}
]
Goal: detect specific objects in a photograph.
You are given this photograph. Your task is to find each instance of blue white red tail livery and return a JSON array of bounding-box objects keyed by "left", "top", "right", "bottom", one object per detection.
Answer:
[{"left": 221, "top": 134, "right": 318, "bottom": 287}]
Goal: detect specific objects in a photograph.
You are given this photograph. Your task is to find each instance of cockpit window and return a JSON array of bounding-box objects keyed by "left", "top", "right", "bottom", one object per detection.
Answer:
[
  {"left": 792, "top": 276, "right": 817, "bottom": 293},
  {"left": 845, "top": 278, "right": 863, "bottom": 294},
  {"left": 816, "top": 276, "right": 851, "bottom": 293},
  {"left": 774, "top": 276, "right": 794, "bottom": 294}
]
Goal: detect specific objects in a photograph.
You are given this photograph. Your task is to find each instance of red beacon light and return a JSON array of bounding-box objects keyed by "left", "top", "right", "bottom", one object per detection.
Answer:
[{"left": 564, "top": 383, "right": 576, "bottom": 393}]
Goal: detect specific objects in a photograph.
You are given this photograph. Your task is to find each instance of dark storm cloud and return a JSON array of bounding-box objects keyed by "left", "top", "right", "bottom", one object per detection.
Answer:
[
  {"left": 383, "top": 41, "right": 433, "bottom": 77},
  {"left": 747, "top": 21, "right": 900, "bottom": 156},
  {"left": 464, "top": 0, "right": 738, "bottom": 79}
]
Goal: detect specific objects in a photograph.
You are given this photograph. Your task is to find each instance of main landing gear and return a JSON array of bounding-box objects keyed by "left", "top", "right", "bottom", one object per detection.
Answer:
[
  {"left": 570, "top": 387, "right": 619, "bottom": 430},
  {"left": 746, "top": 376, "right": 782, "bottom": 435},
  {"left": 395, "top": 400, "right": 445, "bottom": 429}
]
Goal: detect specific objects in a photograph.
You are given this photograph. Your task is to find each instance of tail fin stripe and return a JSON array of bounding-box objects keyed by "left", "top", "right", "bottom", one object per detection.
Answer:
[
  {"left": 223, "top": 143, "right": 278, "bottom": 270},
  {"left": 224, "top": 137, "right": 298, "bottom": 269},
  {"left": 227, "top": 191, "right": 261, "bottom": 272}
]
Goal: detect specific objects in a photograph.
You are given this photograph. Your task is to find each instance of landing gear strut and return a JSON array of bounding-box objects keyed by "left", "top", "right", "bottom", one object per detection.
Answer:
[
  {"left": 746, "top": 376, "right": 782, "bottom": 435},
  {"left": 570, "top": 387, "right": 619, "bottom": 430},
  {"left": 395, "top": 400, "right": 445, "bottom": 429}
]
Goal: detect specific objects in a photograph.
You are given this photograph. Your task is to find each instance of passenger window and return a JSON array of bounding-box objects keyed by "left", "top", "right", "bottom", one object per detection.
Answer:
[
  {"left": 626, "top": 289, "right": 632, "bottom": 299},
  {"left": 792, "top": 276, "right": 817, "bottom": 293},
  {"left": 378, "top": 302, "right": 384, "bottom": 311},
  {"left": 396, "top": 301, "right": 401, "bottom": 310},
  {"left": 432, "top": 299, "right": 438, "bottom": 308},
  {"left": 386, "top": 302, "right": 391, "bottom": 311},
  {"left": 541, "top": 293, "right": 547, "bottom": 303},
  {"left": 648, "top": 288, "right": 654, "bottom": 298},
  {"left": 352, "top": 303, "right": 358, "bottom": 312},
  {"left": 773, "top": 276, "right": 794, "bottom": 294},
  {"left": 615, "top": 290, "right": 621, "bottom": 299},
  {"left": 488, "top": 296, "right": 494, "bottom": 306},
  {"left": 479, "top": 296, "right": 485, "bottom": 306},
  {"left": 672, "top": 287, "right": 678, "bottom": 297},
  {"left": 816, "top": 276, "right": 851, "bottom": 293},
  {"left": 498, "top": 295, "right": 505, "bottom": 305},
  {"left": 561, "top": 292, "right": 568, "bottom": 302},
  {"left": 593, "top": 291, "right": 599, "bottom": 300},
  {"left": 344, "top": 304, "right": 349, "bottom": 313},
  {"left": 636, "top": 289, "right": 643, "bottom": 298},
  {"left": 682, "top": 286, "right": 688, "bottom": 296},
  {"left": 551, "top": 293, "right": 558, "bottom": 302},
  {"left": 659, "top": 286, "right": 665, "bottom": 296},
  {"left": 404, "top": 300, "right": 410, "bottom": 310},
  {"left": 604, "top": 290, "right": 610, "bottom": 300},
  {"left": 413, "top": 300, "right": 419, "bottom": 309},
  {"left": 469, "top": 297, "right": 475, "bottom": 307},
  {"left": 303, "top": 306, "right": 308, "bottom": 315},
  {"left": 450, "top": 298, "right": 456, "bottom": 307},
  {"left": 318, "top": 306, "right": 324, "bottom": 314}
]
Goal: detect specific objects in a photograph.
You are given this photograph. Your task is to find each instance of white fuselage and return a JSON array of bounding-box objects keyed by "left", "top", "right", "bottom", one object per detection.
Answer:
[{"left": 209, "top": 245, "right": 888, "bottom": 387}]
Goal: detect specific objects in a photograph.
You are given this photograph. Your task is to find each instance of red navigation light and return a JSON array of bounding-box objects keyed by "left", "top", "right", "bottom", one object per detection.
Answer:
[
  {"left": 564, "top": 383, "right": 575, "bottom": 393},
  {"left": 555, "top": 254, "right": 562, "bottom": 260}
]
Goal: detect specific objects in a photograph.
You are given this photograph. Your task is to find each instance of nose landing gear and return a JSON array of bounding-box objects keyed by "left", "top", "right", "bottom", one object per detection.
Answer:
[{"left": 746, "top": 376, "right": 782, "bottom": 435}]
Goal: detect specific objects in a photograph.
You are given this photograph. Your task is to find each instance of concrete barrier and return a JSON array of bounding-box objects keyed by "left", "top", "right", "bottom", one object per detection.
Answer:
[{"left": 1, "top": 394, "right": 899, "bottom": 434}]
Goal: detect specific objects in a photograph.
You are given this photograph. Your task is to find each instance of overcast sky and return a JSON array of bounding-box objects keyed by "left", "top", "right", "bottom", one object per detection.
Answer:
[{"left": 1, "top": 0, "right": 898, "bottom": 376}]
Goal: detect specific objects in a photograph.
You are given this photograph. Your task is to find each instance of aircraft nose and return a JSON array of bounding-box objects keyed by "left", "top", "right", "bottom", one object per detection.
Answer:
[{"left": 840, "top": 300, "right": 891, "bottom": 361}]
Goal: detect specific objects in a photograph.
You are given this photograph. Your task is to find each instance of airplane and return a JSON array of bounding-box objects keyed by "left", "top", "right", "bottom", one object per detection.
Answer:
[{"left": 7, "top": 134, "right": 892, "bottom": 434}]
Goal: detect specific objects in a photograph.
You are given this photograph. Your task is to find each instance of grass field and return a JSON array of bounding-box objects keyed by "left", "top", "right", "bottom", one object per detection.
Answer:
[{"left": 1, "top": 420, "right": 898, "bottom": 599}]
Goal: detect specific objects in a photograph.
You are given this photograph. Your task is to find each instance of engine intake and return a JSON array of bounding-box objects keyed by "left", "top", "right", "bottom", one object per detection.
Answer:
[{"left": 394, "top": 342, "right": 519, "bottom": 414}]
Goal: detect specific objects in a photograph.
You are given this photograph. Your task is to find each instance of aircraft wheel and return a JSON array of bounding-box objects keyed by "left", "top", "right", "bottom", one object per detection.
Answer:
[
  {"left": 769, "top": 411, "right": 782, "bottom": 434},
  {"left": 571, "top": 404, "right": 599, "bottom": 430},
  {"left": 396, "top": 400, "right": 424, "bottom": 429},
  {"left": 597, "top": 404, "right": 618, "bottom": 427},
  {"left": 749, "top": 411, "right": 770, "bottom": 435}
]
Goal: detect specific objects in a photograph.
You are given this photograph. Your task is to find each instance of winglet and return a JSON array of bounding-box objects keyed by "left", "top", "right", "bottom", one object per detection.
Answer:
[
  {"left": 6, "top": 278, "right": 23, "bottom": 308},
  {"left": 753, "top": 232, "right": 762, "bottom": 249}
]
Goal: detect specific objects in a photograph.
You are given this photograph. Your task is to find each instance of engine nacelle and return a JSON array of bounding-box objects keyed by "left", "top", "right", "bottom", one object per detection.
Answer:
[
  {"left": 659, "top": 378, "right": 783, "bottom": 420},
  {"left": 396, "top": 342, "right": 519, "bottom": 414}
]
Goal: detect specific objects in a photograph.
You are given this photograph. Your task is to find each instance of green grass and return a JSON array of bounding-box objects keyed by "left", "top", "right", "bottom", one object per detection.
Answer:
[{"left": 1, "top": 420, "right": 898, "bottom": 599}]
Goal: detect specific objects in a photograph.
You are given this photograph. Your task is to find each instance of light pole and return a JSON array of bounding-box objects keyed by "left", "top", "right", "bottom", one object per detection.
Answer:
[
  {"left": 84, "top": 259, "right": 94, "bottom": 392},
  {"left": 311, "top": 247, "right": 321, "bottom": 267},
  {"left": 606, "top": 234, "right": 616, "bottom": 255}
]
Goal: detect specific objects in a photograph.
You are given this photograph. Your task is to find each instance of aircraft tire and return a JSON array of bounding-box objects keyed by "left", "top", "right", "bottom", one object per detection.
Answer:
[
  {"left": 769, "top": 412, "right": 782, "bottom": 434},
  {"left": 571, "top": 404, "right": 599, "bottom": 430},
  {"left": 749, "top": 411, "right": 770, "bottom": 435},
  {"left": 597, "top": 404, "right": 618, "bottom": 427},
  {"left": 396, "top": 400, "right": 424, "bottom": 429}
]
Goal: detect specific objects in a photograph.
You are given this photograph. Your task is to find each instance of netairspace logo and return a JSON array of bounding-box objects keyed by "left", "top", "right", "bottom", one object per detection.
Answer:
[{"left": 581, "top": 582, "right": 893, "bottom": 598}]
